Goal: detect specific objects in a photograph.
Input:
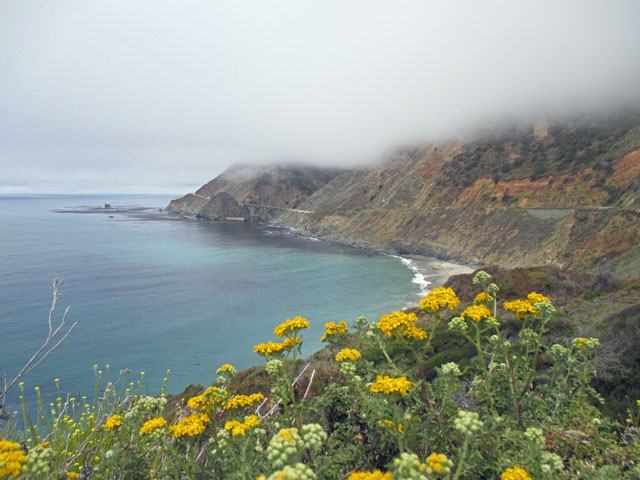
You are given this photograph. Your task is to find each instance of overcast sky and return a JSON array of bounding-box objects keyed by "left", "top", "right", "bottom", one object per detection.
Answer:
[{"left": 1, "top": 1, "right": 639, "bottom": 194}]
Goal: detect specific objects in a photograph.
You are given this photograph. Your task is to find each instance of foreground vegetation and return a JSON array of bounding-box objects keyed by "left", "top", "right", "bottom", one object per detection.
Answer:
[{"left": 2, "top": 271, "right": 640, "bottom": 479}]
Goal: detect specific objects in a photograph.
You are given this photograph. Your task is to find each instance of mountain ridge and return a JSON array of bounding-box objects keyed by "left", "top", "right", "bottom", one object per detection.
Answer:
[{"left": 169, "top": 111, "right": 640, "bottom": 278}]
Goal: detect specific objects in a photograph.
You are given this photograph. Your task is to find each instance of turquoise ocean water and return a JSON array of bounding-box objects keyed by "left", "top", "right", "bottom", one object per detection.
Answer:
[{"left": 0, "top": 194, "right": 426, "bottom": 413}]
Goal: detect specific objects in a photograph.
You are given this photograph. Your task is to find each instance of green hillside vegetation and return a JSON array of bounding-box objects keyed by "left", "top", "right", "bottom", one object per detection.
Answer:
[{"left": 2, "top": 270, "right": 640, "bottom": 479}]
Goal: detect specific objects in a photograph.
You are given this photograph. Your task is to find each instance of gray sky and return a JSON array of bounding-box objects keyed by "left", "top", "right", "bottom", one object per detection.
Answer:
[{"left": 1, "top": 1, "right": 639, "bottom": 194}]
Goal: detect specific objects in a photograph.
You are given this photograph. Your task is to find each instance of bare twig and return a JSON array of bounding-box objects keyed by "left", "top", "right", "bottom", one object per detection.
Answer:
[
  {"left": 264, "top": 363, "right": 311, "bottom": 417},
  {"left": 0, "top": 279, "right": 77, "bottom": 403},
  {"left": 303, "top": 369, "right": 316, "bottom": 399}
]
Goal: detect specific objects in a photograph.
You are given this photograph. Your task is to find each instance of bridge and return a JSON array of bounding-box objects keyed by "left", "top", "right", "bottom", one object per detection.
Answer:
[{"left": 243, "top": 203, "right": 312, "bottom": 217}]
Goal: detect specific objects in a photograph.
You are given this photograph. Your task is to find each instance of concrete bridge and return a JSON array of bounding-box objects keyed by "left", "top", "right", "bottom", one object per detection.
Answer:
[{"left": 243, "top": 203, "right": 312, "bottom": 217}]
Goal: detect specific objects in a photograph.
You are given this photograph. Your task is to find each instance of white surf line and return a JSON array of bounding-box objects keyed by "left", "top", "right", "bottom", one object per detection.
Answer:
[{"left": 389, "top": 254, "right": 433, "bottom": 303}]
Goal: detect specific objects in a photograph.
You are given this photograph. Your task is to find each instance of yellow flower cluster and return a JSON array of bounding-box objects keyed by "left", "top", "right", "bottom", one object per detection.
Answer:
[
  {"left": 380, "top": 419, "right": 403, "bottom": 434},
  {"left": 500, "top": 466, "right": 532, "bottom": 480},
  {"left": 474, "top": 292, "right": 493, "bottom": 304},
  {"left": 426, "top": 452, "right": 449, "bottom": 473},
  {"left": 461, "top": 304, "right": 493, "bottom": 323},
  {"left": 103, "top": 414, "right": 124, "bottom": 430},
  {"left": 503, "top": 300, "right": 536, "bottom": 318},
  {"left": 217, "top": 364, "right": 235, "bottom": 373},
  {"left": 504, "top": 292, "right": 550, "bottom": 318},
  {"left": 168, "top": 413, "right": 210, "bottom": 438},
  {"left": 377, "top": 311, "right": 427, "bottom": 340},
  {"left": 336, "top": 348, "right": 361, "bottom": 362},
  {"left": 347, "top": 470, "right": 392, "bottom": 480},
  {"left": 574, "top": 337, "right": 588, "bottom": 348},
  {"left": 254, "top": 341, "right": 287, "bottom": 356},
  {"left": 527, "top": 292, "right": 550, "bottom": 304},
  {"left": 273, "top": 316, "right": 310, "bottom": 338},
  {"left": 370, "top": 375, "right": 412, "bottom": 395},
  {"left": 0, "top": 439, "right": 27, "bottom": 478},
  {"left": 139, "top": 417, "right": 167, "bottom": 435},
  {"left": 321, "top": 321, "right": 349, "bottom": 341},
  {"left": 419, "top": 286, "right": 460, "bottom": 312},
  {"left": 254, "top": 338, "right": 301, "bottom": 357},
  {"left": 188, "top": 385, "right": 228, "bottom": 411},
  {"left": 224, "top": 393, "right": 265, "bottom": 410},
  {"left": 224, "top": 414, "right": 261, "bottom": 436}
]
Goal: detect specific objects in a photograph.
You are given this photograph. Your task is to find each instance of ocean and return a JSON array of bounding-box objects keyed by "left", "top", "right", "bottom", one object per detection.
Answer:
[{"left": 0, "top": 194, "right": 435, "bottom": 413}]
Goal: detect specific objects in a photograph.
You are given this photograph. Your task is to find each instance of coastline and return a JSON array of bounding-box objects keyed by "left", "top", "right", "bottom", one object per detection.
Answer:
[{"left": 272, "top": 222, "right": 478, "bottom": 305}]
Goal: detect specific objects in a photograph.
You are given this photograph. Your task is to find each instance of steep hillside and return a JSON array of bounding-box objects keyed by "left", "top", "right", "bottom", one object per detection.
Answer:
[
  {"left": 169, "top": 111, "right": 640, "bottom": 278},
  {"left": 279, "top": 112, "right": 640, "bottom": 278},
  {"left": 168, "top": 164, "right": 343, "bottom": 217}
]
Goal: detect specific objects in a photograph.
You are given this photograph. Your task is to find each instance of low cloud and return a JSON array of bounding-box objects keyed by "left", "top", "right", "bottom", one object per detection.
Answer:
[{"left": 1, "top": 0, "right": 639, "bottom": 193}]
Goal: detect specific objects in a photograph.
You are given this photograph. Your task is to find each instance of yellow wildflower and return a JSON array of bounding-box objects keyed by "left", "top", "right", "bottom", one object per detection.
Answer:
[
  {"left": 224, "top": 414, "right": 261, "bottom": 436},
  {"left": 187, "top": 394, "right": 210, "bottom": 411},
  {"left": 67, "top": 473, "right": 81, "bottom": 479},
  {"left": 273, "top": 316, "right": 310, "bottom": 338},
  {"left": 139, "top": 417, "right": 167, "bottom": 435},
  {"left": 347, "top": 470, "right": 392, "bottom": 480},
  {"left": 370, "top": 375, "right": 412, "bottom": 395},
  {"left": 224, "top": 393, "right": 265, "bottom": 410},
  {"left": 426, "top": 452, "right": 448, "bottom": 473},
  {"left": 103, "top": 414, "right": 124, "bottom": 430},
  {"left": 0, "top": 439, "right": 27, "bottom": 478},
  {"left": 474, "top": 292, "right": 493, "bottom": 304},
  {"left": 504, "top": 292, "right": 550, "bottom": 318},
  {"left": 377, "top": 311, "right": 427, "bottom": 340},
  {"left": 216, "top": 364, "right": 236, "bottom": 374},
  {"left": 500, "top": 466, "right": 532, "bottom": 480},
  {"left": 503, "top": 300, "right": 536, "bottom": 319},
  {"left": 321, "top": 321, "right": 349, "bottom": 341},
  {"left": 574, "top": 337, "right": 588, "bottom": 348},
  {"left": 254, "top": 341, "right": 287, "bottom": 357},
  {"left": 282, "top": 337, "right": 302, "bottom": 349},
  {"left": 336, "top": 348, "right": 361, "bottom": 362},
  {"left": 461, "top": 304, "right": 492, "bottom": 322},
  {"left": 380, "top": 420, "right": 403, "bottom": 434},
  {"left": 527, "top": 291, "right": 550, "bottom": 305},
  {"left": 168, "top": 413, "right": 210, "bottom": 438},
  {"left": 419, "top": 287, "right": 460, "bottom": 312}
]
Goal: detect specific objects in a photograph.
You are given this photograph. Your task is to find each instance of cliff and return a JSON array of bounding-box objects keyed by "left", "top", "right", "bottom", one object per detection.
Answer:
[
  {"left": 167, "top": 164, "right": 343, "bottom": 218},
  {"left": 169, "top": 111, "right": 640, "bottom": 278}
]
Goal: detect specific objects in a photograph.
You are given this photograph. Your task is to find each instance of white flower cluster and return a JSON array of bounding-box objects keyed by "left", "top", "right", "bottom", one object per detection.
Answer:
[
  {"left": 523, "top": 427, "right": 563, "bottom": 473},
  {"left": 524, "top": 426, "right": 544, "bottom": 445},
  {"left": 267, "top": 463, "right": 316, "bottom": 480},
  {"left": 473, "top": 271, "right": 492, "bottom": 285},
  {"left": 448, "top": 317, "right": 468, "bottom": 333},
  {"left": 300, "top": 423, "right": 327, "bottom": 453},
  {"left": 454, "top": 410, "right": 483, "bottom": 435},
  {"left": 339, "top": 361, "right": 356, "bottom": 377},
  {"left": 22, "top": 445, "right": 53, "bottom": 477},
  {"left": 124, "top": 395, "right": 167, "bottom": 422},
  {"left": 519, "top": 328, "right": 538, "bottom": 347},
  {"left": 540, "top": 451, "right": 564, "bottom": 474},
  {"left": 549, "top": 344, "right": 569, "bottom": 359},
  {"left": 208, "top": 429, "right": 230, "bottom": 457},
  {"left": 440, "top": 362, "right": 462, "bottom": 377},
  {"left": 535, "top": 301, "right": 556, "bottom": 316},
  {"left": 266, "top": 359, "right": 283, "bottom": 377},
  {"left": 267, "top": 428, "right": 304, "bottom": 469},
  {"left": 392, "top": 452, "right": 429, "bottom": 480}
]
